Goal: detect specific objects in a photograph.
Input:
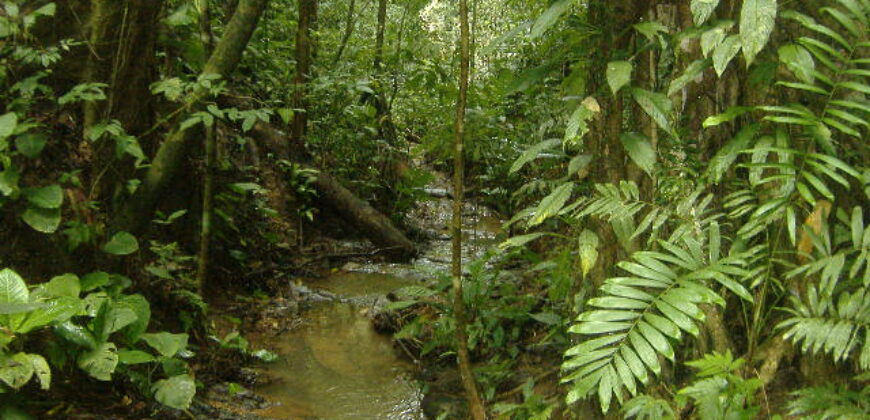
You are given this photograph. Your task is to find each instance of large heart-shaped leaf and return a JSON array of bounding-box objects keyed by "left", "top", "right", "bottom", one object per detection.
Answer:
[
  {"left": 23, "top": 185, "right": 63, "bottom": 209},
  {"left": 102, "top": 232, "right": 139, "bottom": 255},
  {"left": 606, "top": 61, "right": 633, "bottom": 95},
  {"left": 21, "top": 207, "right": 61, "bottom": 233},
  {"left": 141, "top": 332, "right": 189, "bottom": 358},
  {"left": 78, "top": 342, "right": 118, "bottom": 381}
]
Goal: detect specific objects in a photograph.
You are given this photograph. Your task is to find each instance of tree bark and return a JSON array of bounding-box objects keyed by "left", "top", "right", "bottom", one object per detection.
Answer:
[
  {"left": 452, "top": 0, "right": 486, "bottom": 417},
  {"left": 290, "top": 0, "right": 316, "bottom": 147},
  {"left": 113, "top": 0, "right": 270, "bottom": 233}
]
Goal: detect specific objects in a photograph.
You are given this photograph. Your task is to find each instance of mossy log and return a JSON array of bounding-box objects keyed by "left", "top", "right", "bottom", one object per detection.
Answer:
[{"left": 246, "top": 122, "right": 418, "bottom": 261}]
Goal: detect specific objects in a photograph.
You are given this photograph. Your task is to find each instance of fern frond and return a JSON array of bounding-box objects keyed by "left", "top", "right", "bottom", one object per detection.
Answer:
[
  {"left": 562, "top": 237, "right": 753, "bottom": 411},
  {"left": 789, "top": 383, "right": 870, "bottom": 420},
  {"left": 778, "top": 287, "right": 870, "bottom": 368}
]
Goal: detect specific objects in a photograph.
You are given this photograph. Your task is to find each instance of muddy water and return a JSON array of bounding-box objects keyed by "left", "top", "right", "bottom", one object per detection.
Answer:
[
  {"left": 255, "top": 300, "right": 423, "bottom": 420},
  {"left": 255, "top": 172, "right": 502, "bottom": 419}
]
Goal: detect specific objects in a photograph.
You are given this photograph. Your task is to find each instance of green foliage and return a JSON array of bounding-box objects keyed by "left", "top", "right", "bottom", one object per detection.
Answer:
[
  {"left": 676, "top": 352, "right": 762, "bottom": 420},
  {"left": 788, "top": 381, "right": 870, "bottom": 419},
  {"left": 0, "top": 267, "right": 195, "bottom": 409}
]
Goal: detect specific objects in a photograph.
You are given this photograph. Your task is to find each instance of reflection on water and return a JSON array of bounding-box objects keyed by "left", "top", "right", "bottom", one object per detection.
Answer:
[{"left": 255, "top": 302, "right": 423, "bottom": 420}]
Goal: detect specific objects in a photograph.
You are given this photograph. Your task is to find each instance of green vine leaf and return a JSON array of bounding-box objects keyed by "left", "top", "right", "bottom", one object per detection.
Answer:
[
  {"left": 607, "top": 61, "right": 633, "bottom": 95},
  {"left": 739, "top": 0, "right": 778, "bottom": 66}
]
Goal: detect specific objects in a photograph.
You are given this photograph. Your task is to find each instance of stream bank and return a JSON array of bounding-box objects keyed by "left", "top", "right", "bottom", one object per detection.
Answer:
[{"left": 199, "top": 172, "right": 509, "bottom": 419}]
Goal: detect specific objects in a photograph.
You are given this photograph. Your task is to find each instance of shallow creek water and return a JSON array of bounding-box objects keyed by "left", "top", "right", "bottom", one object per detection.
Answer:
[{"left": 253, "top": 175, "right": 502, "bottom": 419}]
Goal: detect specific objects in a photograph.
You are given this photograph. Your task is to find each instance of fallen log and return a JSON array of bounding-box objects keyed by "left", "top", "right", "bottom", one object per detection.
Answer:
[{"left": 247, "top": 122, "right": 418, "bottom": 261}]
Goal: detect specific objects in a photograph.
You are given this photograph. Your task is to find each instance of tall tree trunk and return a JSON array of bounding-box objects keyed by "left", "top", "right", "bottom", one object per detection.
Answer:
[
  {"left": 113, "top": 0, "right": 270, "bottom": 233},
  {"left": 196, "top": 0, "right": 216, "bottom": 293},
  {"left": 290, "top": 0, "right": 316, "bottom": 146},
  {"left": 332, "top": 0, "right": 356, "bottom": 65},
  {"left": 84, "top": 0, "right": 163, "bottom": 201},
  {"left": 452, "top": 0, "right": 486, "bottom": 417},
  {"left": 371, "top": 0, "right": 398, "bottom": 148}
]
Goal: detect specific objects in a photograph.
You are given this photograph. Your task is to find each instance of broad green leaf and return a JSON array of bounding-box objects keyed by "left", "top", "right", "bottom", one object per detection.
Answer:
[
  {"left": 81, "top": 272, "right": 110, "bottom": 291},
  {"left": 499, "top": 232, "right": 547, "bottom": 249},
  {"left": 0, "top": 353, "right": 34, "bottom": 389},
  {"left": 713, "top": 35, "right": 741, "bottom": 76},
  {"left": 0, "top": 269, "right": 29, "bottom": 332},
  {"left": 54, "top": 321, "right": 97, "bottom": 349},
  {"left": 119, "top": 294, "right": 150, "bottom": 343},
  {"left": 0, "top": 112, "right": 17, "bottom": 140},
  {"left": 631, "top": 89, "right": 674, "bottom": 135},
  {"left": 17, "top": 296, "right": 81, "bottom": 333},
  {"left": 509, "top": 138, "right": 561, "bottom": 174},
  {"left": 15, "top": 133, "right": 47, "bottom": 158},
  {"left": 700, "top": 21, "right": 734, "bottom": 58},
  {"left": 93, "top": 300, "right": 139, "bottom": 342},
  {"left": 568, "top": 154, "right": 593, "bottom": 178},
  {"left": 740, "top": 0, "right": 777, "bottom": 66},
  {"left": 102, "top": 232, "right": 139, "bottom": 255},
  {"left": 634, "top": 22, "right": 669, "bottom": 40},
  {"left": 44, "top": 274, "right": 80, "bottom": 298},
  {"left": 25, "top": 353, "right": 50, "bottom": 390},
  {"left": 141, "top": 332, "right": 189, "bottom": 358},
  {"left": 78, "top": 342, "right": 118, "bottom": 381},
  {"left": 702, "top": 106, "right": 753, "bottom": 128},
  {"left": 153, "top": 374, "right": 196, "bottom": 409},
  {"left": 578, "top": 230, "right": 600, "bottom": 277},
  {"left": 530, "top": 183, "right": 574, "bottom": 226},
  {"left": 118, "top": 350, "right": 155, "bottom": 365},
  {"left": 606, "top": 61, "right": 633, "bottom": 95},
  {"left": 707, "top": 124, "right": 759, "bottom": 183},
  {"left": 530, "top": 0, "right": 572, "bottom": 38},
  {"left": 21, "top": 207, "right": 61, "bottom": 233},
  {"left": 667, "top": 60, "right": 710, "bottom": 96},
  {"left": 691, "top": 0, "right": 721, "bottom": 26},
  {"left": 778, "top": 44, "right": 815, "bottom": 84},
  {"left": 620, "top": 132, "right": 657, "bottom": 177}
]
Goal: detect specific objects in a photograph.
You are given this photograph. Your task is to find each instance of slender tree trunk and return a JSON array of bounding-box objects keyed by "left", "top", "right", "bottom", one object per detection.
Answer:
[
  {"left": 290, "top": 0, "right": 316, "bottom": 146},
  {"left": 196, "top": 0, "right": 216, "bottom": 293},
  {"left": 332, "top": 0, "right": 356, "bottom": 65},
  {"left": 113, "top": 0, "right": 270, "bottom": 233},
  {"left": 452, "top": 0, "right": 485, "bottom": 417}
]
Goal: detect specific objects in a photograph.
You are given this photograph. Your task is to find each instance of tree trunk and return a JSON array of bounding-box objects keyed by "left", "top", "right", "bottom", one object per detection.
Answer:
[
  {"left": 332, "top": 0, "right": 356, "bottom": 65},
  {"left": 290, "top": 0, "right": 316, "bottom": 146},
  {"left": 113, "top": 0, "right": 270, "bottom": 233},
  {"left": 196, "top": 0, "right": 216, "bottom": 293},
  {"left": 452, "top": 0, "right": 486, "bottom": 417},
  {"left": 84, "top": 0, "right": 164, "bottom": 202}
]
